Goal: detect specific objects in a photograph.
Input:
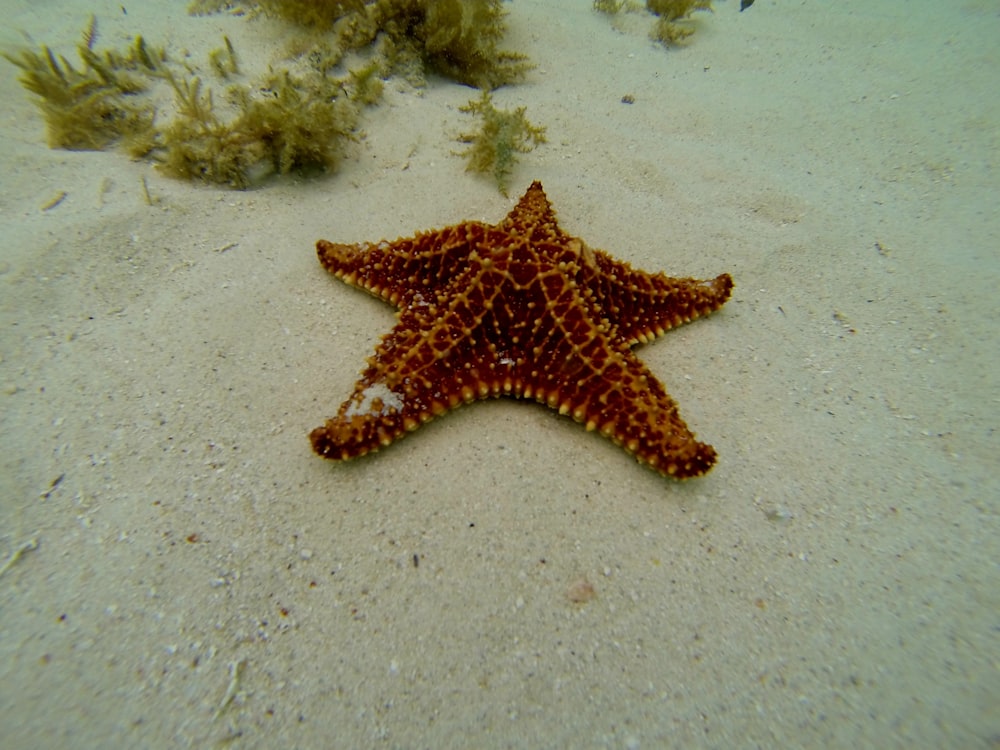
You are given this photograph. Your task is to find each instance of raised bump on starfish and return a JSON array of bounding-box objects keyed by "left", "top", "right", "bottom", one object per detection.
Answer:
[{"left": 311, "top": 181, "right": 733, "bottom": 479}]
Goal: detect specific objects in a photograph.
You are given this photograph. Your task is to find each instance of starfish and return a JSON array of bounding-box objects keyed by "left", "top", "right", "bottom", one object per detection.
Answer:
[{"left": 311, "top": 181, "right": 733, "bottom": 479}]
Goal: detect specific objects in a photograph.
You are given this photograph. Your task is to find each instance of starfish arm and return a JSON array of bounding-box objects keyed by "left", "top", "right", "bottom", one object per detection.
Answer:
[
  {"left": 492, "top": 271, "right": 718, "bottom": 479},
  {"left": 310, "top": 287, "right": 506, "bottom": 461},
  {"left": 592, "top": 250, "right": 733, "bottom": 345},
  {"left": 549, "top": 344, "right": 718, "bottom": 479},
  {"left": 316, "top": 222, "right": 490, "bottom": 309}
]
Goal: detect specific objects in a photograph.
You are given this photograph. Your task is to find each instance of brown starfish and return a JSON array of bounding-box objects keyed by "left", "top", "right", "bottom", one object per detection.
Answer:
[{"left": 311, "top": 181, "right": 733, "bottom": 478}]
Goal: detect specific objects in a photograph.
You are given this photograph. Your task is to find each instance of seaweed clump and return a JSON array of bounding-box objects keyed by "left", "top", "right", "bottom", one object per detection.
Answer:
[
  {"left": 255, "top": 0, "right": 367, "bottom": 28},
  {"left": 4, "top": 18, "right": 377, "bottom": 189},
  {"left": 6, "top": 2, "right": 539, "bottom": 190},
  {"left": 3, "top": 31, "right": 161, "bottom": 150},
  {"left": 647, "top": 0, "right": 713, "bottom": 45},
  {"left": 394, "top": 0, "right": 533, "bottom": 89},
  {"left": 205, "top": 0, "right": 534, "bottom": 90},
  {"left": 592, "top": 0, "right": 639, "bottom": 14},
  {"left": 456, "top": 90, "right": 545, "bottom": 196},
  {"left": 592, "top": 0, "right": 713, "bottom": 46},
  {"left": 157, "top": 69, "right": 361, "bottom": 188}
]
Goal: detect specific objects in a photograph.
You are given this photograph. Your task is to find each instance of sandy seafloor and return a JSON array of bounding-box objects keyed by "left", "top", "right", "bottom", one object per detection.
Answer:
[{"left": 1, "top": 0, "right": 997, "bottom": 747}]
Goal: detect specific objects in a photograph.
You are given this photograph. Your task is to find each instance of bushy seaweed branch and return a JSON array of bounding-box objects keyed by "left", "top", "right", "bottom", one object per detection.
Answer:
[
  {"left": 457, "top": 90, "right": 546, "bottom": 196},
  {"left": 647, "top": 0, "right": 713, "bottom": 45},
  {"left": 592, "top": 0, "right": 713, "bottom": 46},
  {"left": 204, "top": 0, "right": 534, "bottom": 89},
  {"left": 3, "top": 38, "right": 155, "bottom": 150},
  {"left": 157, "top": 69, "right": 360, "bottom": 188}
]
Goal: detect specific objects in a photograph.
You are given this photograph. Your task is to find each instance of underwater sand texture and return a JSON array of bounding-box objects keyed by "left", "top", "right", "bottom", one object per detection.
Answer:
[{"left": 1, "top": 0, "right": 997, "bottom": 747}]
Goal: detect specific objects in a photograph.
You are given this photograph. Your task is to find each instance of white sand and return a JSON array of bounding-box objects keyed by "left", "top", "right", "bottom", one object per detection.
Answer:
[{"left": 1, "top": 0, "right": 997, "bottom": 747}]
